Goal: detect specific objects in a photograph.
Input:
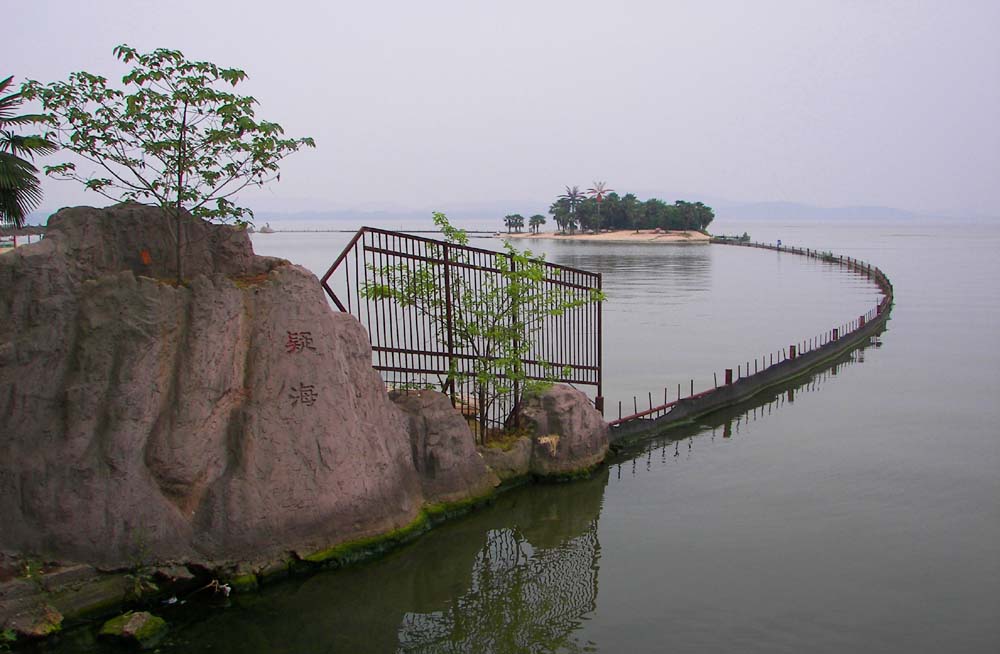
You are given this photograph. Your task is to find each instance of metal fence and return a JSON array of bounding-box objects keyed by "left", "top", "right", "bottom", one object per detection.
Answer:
[
  {"left": 610, "top": 239, "right": 894, "bottom": 429},
  {"left": 321, "top": 227, "right": 603, "bottom": 440}
]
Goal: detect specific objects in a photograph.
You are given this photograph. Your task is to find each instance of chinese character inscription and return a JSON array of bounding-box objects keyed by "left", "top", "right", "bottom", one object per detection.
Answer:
[
  {"left": 289, "top": 383, "right": 318, "bottom": 407},
  {"left": 286, "top": 331, "right": 316, "bottom": 354}
]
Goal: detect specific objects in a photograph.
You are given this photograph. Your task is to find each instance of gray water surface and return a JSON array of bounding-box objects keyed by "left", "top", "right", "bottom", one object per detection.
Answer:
[{"left": 42, "top": 220, "right": 1000, "bottom": 653}]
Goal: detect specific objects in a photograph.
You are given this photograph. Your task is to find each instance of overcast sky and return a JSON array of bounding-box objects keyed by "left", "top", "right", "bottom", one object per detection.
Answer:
[{"left": 6, "top": 0, "right": 999, "bottom": 218}]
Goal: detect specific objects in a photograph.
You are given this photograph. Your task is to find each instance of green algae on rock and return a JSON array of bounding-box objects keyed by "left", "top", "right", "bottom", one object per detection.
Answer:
[{"left": 98, "top": 611, "right": 167, "bottom": 649}]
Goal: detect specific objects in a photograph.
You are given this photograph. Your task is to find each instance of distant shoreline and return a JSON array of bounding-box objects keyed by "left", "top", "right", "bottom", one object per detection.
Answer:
[{"left": 499, "top": 229, "right": 711, "bottom": 244}]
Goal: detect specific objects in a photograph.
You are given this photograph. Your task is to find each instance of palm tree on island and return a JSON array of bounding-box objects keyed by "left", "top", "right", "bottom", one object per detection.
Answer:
[
  {"left": 586, "top": 181, "right": 614, "bottom": 231},
  {"left": 504, "top": 213, "right": 525, "bottom": 233},
  {"left": 558, "top": 185, "right": 585, "bottom": 233},
  {"left": 529, "top": 214, "right": 546, "bottom": 234},
  {"left": 0, "top": 76, "right": 55, "bottom": 229}
]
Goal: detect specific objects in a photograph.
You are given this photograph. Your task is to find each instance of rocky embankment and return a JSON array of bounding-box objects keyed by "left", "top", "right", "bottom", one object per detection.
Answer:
[{"left": 0, "top": 204, "right": 608, "bottom": 640}]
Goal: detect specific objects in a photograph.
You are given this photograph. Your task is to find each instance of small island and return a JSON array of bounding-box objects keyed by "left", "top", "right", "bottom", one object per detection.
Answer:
[
  {"left": 502, "top": 228, "right": 711, "bottom": 243},
  {"left": 499, "top": 184, "right": 716, "bottom": 241}
]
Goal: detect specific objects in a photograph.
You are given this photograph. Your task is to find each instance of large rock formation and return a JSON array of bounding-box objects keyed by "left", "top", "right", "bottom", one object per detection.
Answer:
[
  {"left": 0, "top": 204, "right": 423, "bottom": 569},
  {"left": 389, "top": 390, "right": 499, "bottom": 505},
  {"left": 519, "top": 385, "right": 609, "bottom": 477},
  {"left": 478, "top": 385, "right": 609, "bottom": 480}
]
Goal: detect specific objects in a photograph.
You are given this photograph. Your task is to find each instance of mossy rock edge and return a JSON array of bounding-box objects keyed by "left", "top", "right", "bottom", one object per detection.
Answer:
[{"left": 98, "top": 611, "right": 167, "bottom": 649}]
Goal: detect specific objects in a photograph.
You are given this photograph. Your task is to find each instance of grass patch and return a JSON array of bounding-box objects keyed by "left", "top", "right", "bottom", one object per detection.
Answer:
[
  {"left": 230, "top": 271, "right": 272, "bottom": 288},
  {"left": 482, "top": 428, "right": 530, "bottom": 451}
]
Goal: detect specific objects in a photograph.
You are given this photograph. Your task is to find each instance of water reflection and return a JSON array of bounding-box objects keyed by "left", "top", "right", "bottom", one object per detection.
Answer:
[
  {"left": 131, "top": 470, "right": 609, "bottom": 654},
  {"left": 610, "top": 330, "right": 886, "bottom": 480},
  {"left": 542, "top": 242, "right": 714, "bottom": 304},
  {"left": 40, "top": 331, "right": 892, "bottom": 654},
  {"left": 396, "top": 472, "right": 606, "bottom": 653},
  {"left": 398, "top": 528, "right": 600, "bottom": 653}
]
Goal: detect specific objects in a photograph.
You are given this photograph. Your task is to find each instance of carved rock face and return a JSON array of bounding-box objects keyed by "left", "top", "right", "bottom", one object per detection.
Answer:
[
  {"left": 389, "top": 390, "right": 499, "bottom": 504},
  {"left": 518, "top": 385, "right": 609, "bottom": 477},
  {"left": 0, "top": 204, "right": 422, "bottom": 568}
]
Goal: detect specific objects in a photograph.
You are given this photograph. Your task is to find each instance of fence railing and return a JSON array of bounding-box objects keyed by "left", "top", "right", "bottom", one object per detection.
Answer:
[
  {"left": 610, "top": 239, "right": 893, "bottom": 430},
  {"left": 321, "top": 227, "right": 603, "bottom": 439}
]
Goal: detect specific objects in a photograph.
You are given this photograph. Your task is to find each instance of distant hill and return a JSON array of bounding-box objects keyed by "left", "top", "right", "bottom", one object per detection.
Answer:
[
  {"left": 251, "top": 208, "right": 503, "bottom": 231},
  {"left": 25, "top": 199, "right": 994, "bottom": 230},
  {"left": 713, "top": 202, "right": 937, "bottom": 222}
]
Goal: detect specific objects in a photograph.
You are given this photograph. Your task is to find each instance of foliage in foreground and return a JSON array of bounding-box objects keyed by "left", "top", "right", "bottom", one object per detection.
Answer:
[
  {"left": 363, "top": 213, "right": 604, "bottom": 433},
  {"left": 0, "top": 75, "right": 55, "bottom": 229},
  {"left": 24, "top": 45, "right": 315, "bottom": 280}
]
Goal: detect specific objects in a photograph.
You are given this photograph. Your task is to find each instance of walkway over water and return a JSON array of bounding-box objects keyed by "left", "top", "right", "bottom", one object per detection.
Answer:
[
  {"left": 320, "top": 229, "right": 893, "bottom": 442},
  {"left": 610, "top": 239, "right": 893, "bottom": 440}
]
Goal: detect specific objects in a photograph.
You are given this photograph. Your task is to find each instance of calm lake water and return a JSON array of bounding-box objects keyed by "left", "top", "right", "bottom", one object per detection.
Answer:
[{"left": 41, "top": 219, "right": 1000, "bottom": 653}]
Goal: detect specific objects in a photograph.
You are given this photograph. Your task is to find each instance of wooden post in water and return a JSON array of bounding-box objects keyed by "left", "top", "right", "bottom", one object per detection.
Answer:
[{"left": 790, "top": 345, "right": 797, "bottom": 360}]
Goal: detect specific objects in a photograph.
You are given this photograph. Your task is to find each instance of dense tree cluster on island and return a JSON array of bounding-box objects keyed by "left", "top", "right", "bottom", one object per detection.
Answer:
[
  {"left": 549, "top": 184, "right": 714, "bottom": 233},
  {"left": 502, "top": 185, "right": 715, "bottom": 234}
]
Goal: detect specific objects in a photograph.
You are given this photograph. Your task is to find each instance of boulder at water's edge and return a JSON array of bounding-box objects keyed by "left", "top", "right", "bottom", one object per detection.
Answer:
[
  {"left": 389, "top": 390, "right": 499, "bottom": 505},
  {"left": 0, "top": 203, "right": 423, "bottom": 569},
  {"left": 518, "top": 385, "right": 609, "bottom": 477}
]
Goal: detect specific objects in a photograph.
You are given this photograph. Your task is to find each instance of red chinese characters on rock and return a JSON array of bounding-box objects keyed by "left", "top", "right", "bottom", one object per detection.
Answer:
[{"left": 285, "top": 330, "right": 316, "bottom": 353}]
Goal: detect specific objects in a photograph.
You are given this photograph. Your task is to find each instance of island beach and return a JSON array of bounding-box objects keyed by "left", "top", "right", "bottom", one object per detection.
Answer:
[{"left": 500, "top": 229, "right": 711, "bottom": 243}]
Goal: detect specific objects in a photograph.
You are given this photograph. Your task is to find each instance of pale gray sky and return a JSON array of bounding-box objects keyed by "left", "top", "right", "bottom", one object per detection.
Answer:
[{"left": 6, "top": 0, "right": 999, "bottom": 218}]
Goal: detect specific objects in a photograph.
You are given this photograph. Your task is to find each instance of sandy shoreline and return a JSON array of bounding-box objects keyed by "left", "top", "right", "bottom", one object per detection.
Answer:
[{"left": 498, "top": 229, "right": 711, "bottom": 244}]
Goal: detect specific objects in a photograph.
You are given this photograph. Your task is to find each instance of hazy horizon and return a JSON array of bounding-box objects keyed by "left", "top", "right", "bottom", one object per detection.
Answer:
[{"left": 7, "top": 1, "right": 999, "bottom": 221}]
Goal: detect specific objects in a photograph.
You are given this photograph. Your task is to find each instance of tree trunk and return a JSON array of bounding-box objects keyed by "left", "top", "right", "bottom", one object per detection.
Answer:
[{"left": 175, "top": 101, "right": 189, "bottom": 284}]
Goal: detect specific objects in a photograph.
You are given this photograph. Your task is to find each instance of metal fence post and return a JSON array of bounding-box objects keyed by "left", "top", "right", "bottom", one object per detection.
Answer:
[
  {"left": 443, "top": 244, "right": 456, "bottom": 404},
  {"left": 596, "top": 272, "right": 604, "bottom": 414}
]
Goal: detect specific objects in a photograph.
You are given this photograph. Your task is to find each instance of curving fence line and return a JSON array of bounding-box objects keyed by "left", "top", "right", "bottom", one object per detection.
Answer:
[{"left": 609, "top": 239, "right": 894, "bottom": 441}]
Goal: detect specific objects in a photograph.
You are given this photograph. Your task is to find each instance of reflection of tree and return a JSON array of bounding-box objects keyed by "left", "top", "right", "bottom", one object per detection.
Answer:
[
  {"left": 398, "top": 520, "right": 600, "bottom": 653},
  {"left": 153, "top": 470, "right": 608, "bottom": 654}
]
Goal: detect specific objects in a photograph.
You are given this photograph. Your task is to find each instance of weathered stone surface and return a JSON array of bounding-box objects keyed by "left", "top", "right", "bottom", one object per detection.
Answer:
[
  {"left": 152, "top": 565, "right": 196, "bottom": 585},
  {"left": 518, "top": 385, "right": 609, "bottom": 477},
  {"left": 43, "top": 202, "right": 276, "bottom": 280},
  {"left": 477, "top": 436, "right": 533, "bottom": 482},
  {"left": 0, "top": 204, "right": 422, "bottom": 569},
  {"left": 390, "top": 390, "right": 499, "bottom": 504},
  {"left": 38, "top": 565, "right": 100, "bottom": 593},
  {"left": 47, "top": 574, "right": 132, "bottom": 619},
  {"left": 0, "top": 568, "right": 133, "bottom": 635},
  {"left": 3, "top": 603, "right": 62, "bottom": 639},
  {"left": 99, "top": 610, "right": 167, "bottom": 648},
  {"left": 0, "top": 578, "right": 37, "bottom": 603}
]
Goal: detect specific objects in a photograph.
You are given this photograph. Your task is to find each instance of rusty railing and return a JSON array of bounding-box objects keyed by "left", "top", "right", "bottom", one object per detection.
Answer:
[
  {"left": 321, "top": 227, "right": 603, "bottom": 438},
  {"left": 610, "top": 240, "right": 893, "bottom": 433}
]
